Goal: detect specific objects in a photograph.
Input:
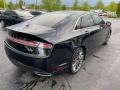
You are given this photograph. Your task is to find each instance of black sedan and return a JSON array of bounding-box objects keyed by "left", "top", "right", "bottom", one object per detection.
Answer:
[
  {"left": 0, "top": 10, "right": 33, "bottom": 27},
  {"left": 4, "top": 11, "right": 112, "bottom": 76}
]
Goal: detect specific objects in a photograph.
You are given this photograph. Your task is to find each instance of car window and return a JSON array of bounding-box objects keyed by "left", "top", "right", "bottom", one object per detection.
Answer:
[
  {"left": 30, "top": 11, "right": 42, "bottom": 16},
  {"left": 75, "top": 17, "right": 82, "bottom": 30},
  {"left": 92, "top": 14, "right": 105, "bottom": 25},
  {"left": 4, "top": 11, "right": 17, "bottom": 16},
  {"left": 81, "top": 14, "right": 94, "bottom": 28}
]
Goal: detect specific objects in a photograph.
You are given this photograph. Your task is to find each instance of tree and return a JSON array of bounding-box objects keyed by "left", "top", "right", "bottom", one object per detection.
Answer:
[
  {"left": 8, "top": 2, "right": 14, "bottom": 10},
  {"left": 14, "top": 3, "right": 19, "bottom": 9},
  {"left": 41, "top": 0, "right": 62, "bottom": 11},
  {"left": 52, "top": 0, "right": 62, "bottom": 11},
  {"left": 0, "top": 0, "right": 6, "bottom": 8},
  {"left": 19, "top": 0, "right": 24, "bottom": 9},
  {"left": 71, "top": 0, "right": 80, "bottom": 10},
  {"left": 82, "top": 1, "right": 90, "bottom": 11},
  {"left": 108, "top": 1, "right": 117, "bottom": 12},
  {"left": 95, "top": 0, "right": 105, "bottom": 9},
  {"left": 27, "top": 4, "right": 35, "bottom": 9},
  {"left": 116, "top": 1, "right": 120, "bottom": 17},
  {"left": 41, "top": 0, "right": 53, "bottom": 11},
  {"left": 62, "top": 5, "right": 67, "bottom": 10}
]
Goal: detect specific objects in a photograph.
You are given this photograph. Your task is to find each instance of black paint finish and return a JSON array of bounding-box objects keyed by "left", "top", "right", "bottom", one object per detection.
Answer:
[{"left": 4, "top": 11, "right": 112, "bottom": 74}]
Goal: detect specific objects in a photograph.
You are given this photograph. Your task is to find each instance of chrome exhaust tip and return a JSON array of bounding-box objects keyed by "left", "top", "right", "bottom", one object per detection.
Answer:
[{"left": 34, "top": 71, "right": 53, "bottom": 77}]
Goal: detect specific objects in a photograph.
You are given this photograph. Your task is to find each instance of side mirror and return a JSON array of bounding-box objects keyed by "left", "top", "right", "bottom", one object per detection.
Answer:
[{"left": 106, "top": 21, "right": 111, "bottom": 26}]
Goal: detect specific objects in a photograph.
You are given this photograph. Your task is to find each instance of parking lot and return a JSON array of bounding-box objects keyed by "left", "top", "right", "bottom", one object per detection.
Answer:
[{"left": 0, "top": 18, "right": 120, "bottom": 90}]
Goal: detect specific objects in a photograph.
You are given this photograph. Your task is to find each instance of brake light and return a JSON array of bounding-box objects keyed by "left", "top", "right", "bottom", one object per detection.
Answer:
[
  {"left": 38, "top": 43, "right": 53, "bottom": 48},
  {"left": 8, "top": 36, "right": 53, "bottom": 49}
]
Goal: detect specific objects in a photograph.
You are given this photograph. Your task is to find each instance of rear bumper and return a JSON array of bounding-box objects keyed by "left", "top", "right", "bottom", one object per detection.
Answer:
[
  {"left": 10, "top": 58, "right": 52, "bottom": 76},
  {"left": 4, "top": 41, "right": 52, "bottom": 76}
]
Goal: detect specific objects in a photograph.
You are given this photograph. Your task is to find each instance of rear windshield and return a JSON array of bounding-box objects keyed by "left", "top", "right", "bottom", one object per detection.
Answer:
[{"left": 30, "top": 13, "right": 70, "bottom": 27}]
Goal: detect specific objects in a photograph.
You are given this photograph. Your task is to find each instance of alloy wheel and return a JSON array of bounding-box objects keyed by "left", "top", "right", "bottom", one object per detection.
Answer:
[{"left": 71, "top": 48, "right": 84, "bottom": 73}]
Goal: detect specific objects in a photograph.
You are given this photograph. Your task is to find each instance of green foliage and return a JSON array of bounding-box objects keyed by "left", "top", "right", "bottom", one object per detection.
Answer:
[
  {"left": 53, "top": 0, "right": 62, "bottom": 11},
  {"left": 81, "top": 1, "right": 90, "bottom": 11},
  {"left": 107, "top": 1, "right": 117, "bottom": 12},
  {"left": 116, "top": 2, "right": 120, "bottom": 17},
  {"left": 8, "top": 2, "right": 14, "bottom": 10},
  {"left": 62, "top": 5, "right": 67, "bottom": 10},
  {"left": 41, "top": 0, "right": 62, "bottom": 11},
  {"left": 27, "top": 4, "right": 35, "bottom": 9},
  {"left": 41, "top": 0, "right": 51, "bottom": 11},
  {"left": 71, "top": 0, "right": 80, "bottom": 10},
  {"left": 19, "top": 0, "right": 24, "bottom": 9},
  {"left": 0, "top": 0, "right": 6, "bottom": 8},
  {"left": 14, "top": 4, "right": 19, "bottom": 9},
  {"left": 95, "top": 0, "right": 104, "bottom": 9}
]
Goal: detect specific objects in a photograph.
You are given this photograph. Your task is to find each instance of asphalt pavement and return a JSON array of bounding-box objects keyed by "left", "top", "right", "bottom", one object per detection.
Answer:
[{"left": 0, "top": 18, "right": 120, "bottom": 90}]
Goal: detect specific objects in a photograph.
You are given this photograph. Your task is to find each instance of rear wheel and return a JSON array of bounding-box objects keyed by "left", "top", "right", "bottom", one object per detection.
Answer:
[{"left": 69, "top": 47, "right": 85, "bottom": 74}]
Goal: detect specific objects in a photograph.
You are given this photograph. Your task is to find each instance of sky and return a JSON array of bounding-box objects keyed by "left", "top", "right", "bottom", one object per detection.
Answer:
[{"left": 8, "top": 0, "right": 120, "bottom": 6}]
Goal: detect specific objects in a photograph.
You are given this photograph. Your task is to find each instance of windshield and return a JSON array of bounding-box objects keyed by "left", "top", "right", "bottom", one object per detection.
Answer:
[{"left": 30, "top": 13, "right": 70, "bottom": 27}]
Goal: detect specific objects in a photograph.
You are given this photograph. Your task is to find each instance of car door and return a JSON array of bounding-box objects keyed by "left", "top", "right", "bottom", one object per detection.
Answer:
[
  {"left": 9, "top": 11, "right": 21, "bottom": 24},
  {"left": 74, "top": 14, "right": 96, "bottom": 52},
  {"left": 78, "top": 14, "right": 102, "bottom": 53},
  {"left": 91, "top": 14, "right": 108, "bottom": 44},
  {"left": 3, "top": 11, "right": 17, "bottom": 26},
  {"left": 2, "top": 11, "right": 10, "bottom": 25}
]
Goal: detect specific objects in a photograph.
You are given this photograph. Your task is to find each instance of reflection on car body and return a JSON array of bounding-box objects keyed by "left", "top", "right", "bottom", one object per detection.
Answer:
[{"left": 4, "top": 11, "right": 112, "bottom": 76}]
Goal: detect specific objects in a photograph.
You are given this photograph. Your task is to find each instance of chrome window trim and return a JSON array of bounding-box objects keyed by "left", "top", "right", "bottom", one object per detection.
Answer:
[
  {"left": 73, "top": 13, "right": 97, "bottom": 31},
  {"left": 73, "top": 13, "right": 88, "bottom": 31}
]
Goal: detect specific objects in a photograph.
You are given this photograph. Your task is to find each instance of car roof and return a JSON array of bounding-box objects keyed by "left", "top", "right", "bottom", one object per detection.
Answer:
[{"left": 49, "top": 11, "right": 90, "bottom": 16}]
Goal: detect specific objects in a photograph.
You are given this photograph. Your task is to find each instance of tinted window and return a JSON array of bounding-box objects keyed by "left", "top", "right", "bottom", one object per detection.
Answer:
[
  {"left": 92, "top": 14, "right": 105, "bottom": 25},
  {"left": 4, "top": 11, "right": 17, "bottom": 16},
  {"left": 30, "top": 11, "right": 42, "bottom": 16},
  {"left": 81, "top": 14, "right": 94, "bottom": 28}
]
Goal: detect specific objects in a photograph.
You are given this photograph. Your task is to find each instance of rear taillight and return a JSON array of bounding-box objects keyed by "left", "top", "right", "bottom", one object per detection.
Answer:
[
  {"left": 8, "top": 36, "right": 53, "bottom": 49},
  {"left": 38, "top": 43, "right": 53, "bottom": 48}
]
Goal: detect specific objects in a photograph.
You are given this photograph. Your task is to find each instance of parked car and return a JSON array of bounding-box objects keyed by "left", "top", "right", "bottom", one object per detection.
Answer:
[
  {"left": 99, "top": 11, "right": 108, "bottom": 16},
  {"left": 0, "top": 10, "right": 5, "bottom": 19},
  {"left": 0, "top": 10, "right": 34, "bottom": 27},
  {"left": 0, "top": 10, "right": 5, "bottom": 14},
  {"left": 30, "top": 11, "right": 47, "bottom": 16},
  {"left": 91, "top": 9, "right": 108, "bottom": 16},
  {"left": 4, "top": 11, "right": 112, "bottom": 76}
]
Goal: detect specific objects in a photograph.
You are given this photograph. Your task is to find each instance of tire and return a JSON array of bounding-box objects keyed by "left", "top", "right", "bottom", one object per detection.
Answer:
[
  {"left": 103, "top": 31, "right": 111, "bottom": 45},
  {"left": 69, "top": 47, "right": 85, "bottom": 74}
]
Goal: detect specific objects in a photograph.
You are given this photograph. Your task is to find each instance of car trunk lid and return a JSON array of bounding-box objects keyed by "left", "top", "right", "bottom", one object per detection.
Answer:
[
  {"left": 6, "top": 22, "right": 56, "bottom": 36},
  {"left": 6, "top": 25, "right": 55, "bottom": 58}
]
